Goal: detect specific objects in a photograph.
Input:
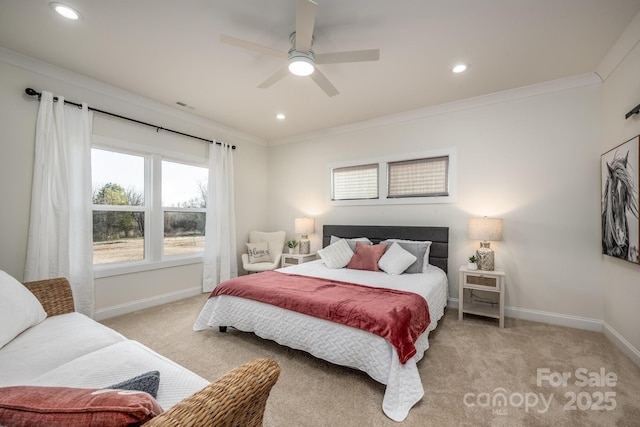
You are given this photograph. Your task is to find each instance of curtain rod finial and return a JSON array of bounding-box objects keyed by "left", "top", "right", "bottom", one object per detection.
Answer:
[{"left": 25, "top": 88, "right": 39, "bottom": 97}]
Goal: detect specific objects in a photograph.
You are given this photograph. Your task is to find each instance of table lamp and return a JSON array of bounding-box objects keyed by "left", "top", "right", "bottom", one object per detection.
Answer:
[
  {"left": 295, "top": 217, "right": 314, "bottom": 254},
  {"left": 468, "top": 217, "right": 503, "bottom": 271}
]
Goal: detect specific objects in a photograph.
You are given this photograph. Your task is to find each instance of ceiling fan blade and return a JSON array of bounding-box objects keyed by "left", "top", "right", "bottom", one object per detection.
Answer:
[
  {"left": 258, "top": 67, "right": 289, "bottom": 88},
  {"left": 315, "top": 49, "right": 380, "bottom": 64},
  {"left": 220, "top": 34, "right": 287, "bottom": 59},
  {"left": 295, "top": 0, "right": 317, "bottom": 52},
  {"left": 310, "top": 68, "right": 339, "bottom": 97}
]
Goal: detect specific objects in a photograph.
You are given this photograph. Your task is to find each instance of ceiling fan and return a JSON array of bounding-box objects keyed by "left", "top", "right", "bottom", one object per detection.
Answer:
[{"left": 220, "top": 0, "right": 380, "bottom": 97}]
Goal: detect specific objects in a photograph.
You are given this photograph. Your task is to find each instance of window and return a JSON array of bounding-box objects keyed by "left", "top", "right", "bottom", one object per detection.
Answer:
[
  {"left": 329, "top": 149, "right": 456, "bottom": 205},
  {"left": 331, "top": 163, "right": 379, "bottom": 201},
  {"left": 91, "top": 138, "right": 208, "bottom": 273},
  {"left": 92, "top": 149, "right": 146, "bottom": 265},
  {"left": 387, "top": 156, "right": 449, "bottom": 198},
  {"left": 162, "top": 161, "right": 208, "bottom": 256}
]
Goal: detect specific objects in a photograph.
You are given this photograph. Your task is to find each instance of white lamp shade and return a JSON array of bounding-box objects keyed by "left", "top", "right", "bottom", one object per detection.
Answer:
[
  {"left": 468, "top": 217, "right": 503, "bottom": 241},
  {"left": 294, "top": 217, "right": 315, "bottom": 235}
]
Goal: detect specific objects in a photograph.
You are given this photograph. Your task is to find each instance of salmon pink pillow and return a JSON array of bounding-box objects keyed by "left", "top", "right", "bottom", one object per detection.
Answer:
[
  {"left": 0, "top": 386, "right": 163, "bottom": 426},
  {"left": 347, "top": 242, "right": 388, "bottom": 271}
]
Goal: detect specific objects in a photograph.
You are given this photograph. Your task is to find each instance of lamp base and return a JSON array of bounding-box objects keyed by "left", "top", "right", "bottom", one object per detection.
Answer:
[
  {"left": 476, "top": 242, "right": 495, "bottom": 271},
  {"left": 299, "top": 239, "right": 310, "bottom": 254}
]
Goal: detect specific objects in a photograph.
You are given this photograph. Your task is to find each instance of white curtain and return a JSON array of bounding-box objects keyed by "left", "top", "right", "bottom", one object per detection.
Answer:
[
  {"left": 202, "top": 143, "right": 237, "bottom": 292},
  {"left": 24, "top": 91, "right": 95, "bottom": 317}
]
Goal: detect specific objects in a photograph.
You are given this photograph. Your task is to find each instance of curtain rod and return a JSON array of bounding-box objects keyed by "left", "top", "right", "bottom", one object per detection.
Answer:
[{"left": 24, "top": 88, "right": 236, "bottom": 150}]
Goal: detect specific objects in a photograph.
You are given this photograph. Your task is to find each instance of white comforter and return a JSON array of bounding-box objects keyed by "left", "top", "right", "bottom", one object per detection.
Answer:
[{"left": 193, "top": 260, "right": 448, "bottom": 422}]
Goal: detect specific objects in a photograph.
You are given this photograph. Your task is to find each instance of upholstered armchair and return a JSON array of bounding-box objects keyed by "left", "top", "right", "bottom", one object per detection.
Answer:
[{"left": 241, "top": 231, "right": 286, "bottom": 273}]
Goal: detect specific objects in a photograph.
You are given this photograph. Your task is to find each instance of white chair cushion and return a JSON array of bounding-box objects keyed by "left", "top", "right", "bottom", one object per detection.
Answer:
[{"left": 0, "top": 271, "right": 47, "bottom": 349}]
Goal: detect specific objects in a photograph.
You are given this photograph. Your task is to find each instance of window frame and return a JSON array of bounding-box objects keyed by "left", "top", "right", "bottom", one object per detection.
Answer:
[
  {"left": 92, "top": 135, "right": 207, "bottom": 278},
  {"left": 328, "top": 148, "right": 457, "bottom": 206}
]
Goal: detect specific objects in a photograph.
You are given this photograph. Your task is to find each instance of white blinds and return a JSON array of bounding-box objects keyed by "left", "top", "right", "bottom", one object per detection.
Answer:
[
  {"left": 331, "top": 163, "right": 379, "bottom": 200},
  {"left": 387, "top": 156, "right": 449, "bottom": 198}
]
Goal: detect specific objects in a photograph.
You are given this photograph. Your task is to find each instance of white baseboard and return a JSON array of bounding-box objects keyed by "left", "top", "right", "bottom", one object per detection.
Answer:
[
  {"left": 94, "top": 286, "right": 203, "bottom": 321},
  {"left": 447, "top": 298, "right": 603, "bottom": 331},
  {"left": 449, "top": 298, "right": 640, "bottom": 367},
  {"left": 603, "top": 322, "right": 640, "bottom": 367},
  {"left": 504, "top": 306, "right": 603, "bottom": 332}
]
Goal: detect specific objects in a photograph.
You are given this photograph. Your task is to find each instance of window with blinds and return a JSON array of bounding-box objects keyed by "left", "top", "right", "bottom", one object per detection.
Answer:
[
  {"left": 387, "top": 156, "right": 449, "bottom": 198},
  {"left": 331, "top": 163, "right": 379, "bottom": 200},
  {"left": 328, "top": 149, "right": 456, "bottom": 205}
]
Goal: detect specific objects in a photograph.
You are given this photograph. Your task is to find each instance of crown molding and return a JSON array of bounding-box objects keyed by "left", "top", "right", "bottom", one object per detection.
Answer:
[
  {"left": 596, "top": 9, "right": 640, "bottom": 81},
  {"left": 0, "top": 46, "right": 266, "bottom": 146},
  {"left": 267, "top": 72, "right": 602, "bottom": 146}
]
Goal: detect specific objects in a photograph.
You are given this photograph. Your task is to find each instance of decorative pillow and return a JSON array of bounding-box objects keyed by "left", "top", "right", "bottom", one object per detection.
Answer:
[
  {"left": 378, "top": 242, "right": 418, "bottom": 275},
  {"left": 106, "top": 371, "right": 160, "bottom": 398},
  {"left": 246, "top": 241, "right": 271, "bottom": 263},
  {"left": 0, "top": 386, "right": 163, "bottom": 426},
  {"left": 329, "top": 235, "right": 372, "bottom": 252},
  {"left": 347, "top": 242, "right": 388, "bottom": 272},
  {"left": 317, "top": 238, "right": 354, "bottom": 269},
  {"left": 0, "top": 270, "right": 47, "bottom": 349},
  {"left": 381, "top": 239, "right": 432, "bottom": 273}
]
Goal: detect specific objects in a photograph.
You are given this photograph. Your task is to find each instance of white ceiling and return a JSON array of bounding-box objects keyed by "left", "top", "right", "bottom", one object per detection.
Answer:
[{"left": 1, "top": 0, "right": 639, "bottom": 142}]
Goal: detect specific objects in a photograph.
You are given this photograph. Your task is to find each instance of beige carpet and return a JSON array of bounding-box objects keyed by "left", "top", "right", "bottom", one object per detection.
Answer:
[{"left": 102, "top": 294, "right": 640, "bottom": 426}]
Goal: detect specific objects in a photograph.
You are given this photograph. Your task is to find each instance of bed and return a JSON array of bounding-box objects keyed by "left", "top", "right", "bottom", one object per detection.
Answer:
[{"left": 193, "top": 225, "right": 449, "bottom": 422}]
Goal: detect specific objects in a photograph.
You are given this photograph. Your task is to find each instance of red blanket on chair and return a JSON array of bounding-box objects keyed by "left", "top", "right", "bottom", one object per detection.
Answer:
[{"left": 210, "top": 271, "right": 430, "bottom": 364}]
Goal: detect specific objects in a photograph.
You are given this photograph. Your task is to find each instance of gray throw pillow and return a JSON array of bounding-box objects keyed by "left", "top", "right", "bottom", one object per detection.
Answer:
[
  {"left": 381, "top": 239, "right": 431, "bottom": 274},
  {"left": 106, "top": 371, "right": 160, "bottom": 398},
  {"left": 329, "top": 235, "right": 372, "bottom": 252}
]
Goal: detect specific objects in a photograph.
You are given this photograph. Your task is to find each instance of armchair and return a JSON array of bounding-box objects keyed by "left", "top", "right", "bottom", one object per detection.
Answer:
[{"left": 241, "top": 230, "right": 286, "bottom": 273}]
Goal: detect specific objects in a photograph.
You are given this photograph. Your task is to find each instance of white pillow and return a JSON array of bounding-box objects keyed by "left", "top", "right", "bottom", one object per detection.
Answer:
[
  {"left": 0, "top": 270, "right": 47, "bottom": 349},
  {"left": 329, "top": 236, "right": 372, "bottom": 252},
  {"left": 246, "top": 241, "right": 272, "bottom": 263},
  {"left": 318, "top": 239, "right": 354, "bottom": 269},
  {"left": 378, "top": 242, "right": 418, "bottom": 275}
]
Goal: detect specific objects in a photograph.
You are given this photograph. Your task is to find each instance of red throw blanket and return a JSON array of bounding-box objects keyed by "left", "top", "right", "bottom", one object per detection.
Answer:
[{"left": 210, "top": 271, "right": 430, "bottom": 364}]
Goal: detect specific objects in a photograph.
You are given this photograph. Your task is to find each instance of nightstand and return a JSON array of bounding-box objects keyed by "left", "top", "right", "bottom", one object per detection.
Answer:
[
  {"left": 458, "top": 266, "right": 506, "bottom": 328},
  {"left": 281, "top": 252, "right": 317, "bottom": 268}
]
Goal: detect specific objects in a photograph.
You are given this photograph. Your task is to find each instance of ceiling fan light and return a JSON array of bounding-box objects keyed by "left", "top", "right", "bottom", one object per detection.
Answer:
[{"left": 288, "top": 56, "right": 315, "bottom": 76}]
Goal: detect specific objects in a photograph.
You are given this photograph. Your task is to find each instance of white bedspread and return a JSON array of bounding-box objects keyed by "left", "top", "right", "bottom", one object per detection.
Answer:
[{"left": 193, "top": 260, "right": 448, "bottom": 421}]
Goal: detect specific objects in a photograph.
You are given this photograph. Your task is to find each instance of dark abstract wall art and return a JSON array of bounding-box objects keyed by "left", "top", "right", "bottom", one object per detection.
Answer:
[{"left": 601, "top": 135, "right": 640, "bottom": 264}]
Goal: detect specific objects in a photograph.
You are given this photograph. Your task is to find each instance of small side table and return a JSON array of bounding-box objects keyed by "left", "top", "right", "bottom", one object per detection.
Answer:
[
  {"left": 281, "top": 252, "right": 317, "bottom": 268},
  {"left": 458, "top": 266, "right": 506, "bottom": 328}
]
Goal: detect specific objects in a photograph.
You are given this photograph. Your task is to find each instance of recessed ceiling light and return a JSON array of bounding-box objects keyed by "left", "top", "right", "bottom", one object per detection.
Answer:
[
  {"left": 452, "top": 64, "right": 468, "bottom": 74},
  {"left": 276, "top": 113, "right": 286, "bottom": 120},
  {"left": 49, "top": 2, "right": 82, "bottom": 20}
]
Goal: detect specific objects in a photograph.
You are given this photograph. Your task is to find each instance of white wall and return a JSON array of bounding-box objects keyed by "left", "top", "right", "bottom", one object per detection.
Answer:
[
  {"left": 268, "top": 77, "right": 605, "bottom": 326},
  {"left": 0, "top": 52, "right": 269, "bottom": 317},
  {"left": 600, "top": 20, "right": 640, "bottom": 361}
]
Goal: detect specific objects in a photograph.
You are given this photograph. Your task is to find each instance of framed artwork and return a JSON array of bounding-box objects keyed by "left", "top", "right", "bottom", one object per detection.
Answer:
[{"left": 601, "top": 135, "right": 640, "bottom": 264}]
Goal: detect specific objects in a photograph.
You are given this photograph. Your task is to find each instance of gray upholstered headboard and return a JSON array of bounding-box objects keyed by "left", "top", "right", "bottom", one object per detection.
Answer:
[{"left": 322, "top": 225, "right": 449, "bottom": 274}]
